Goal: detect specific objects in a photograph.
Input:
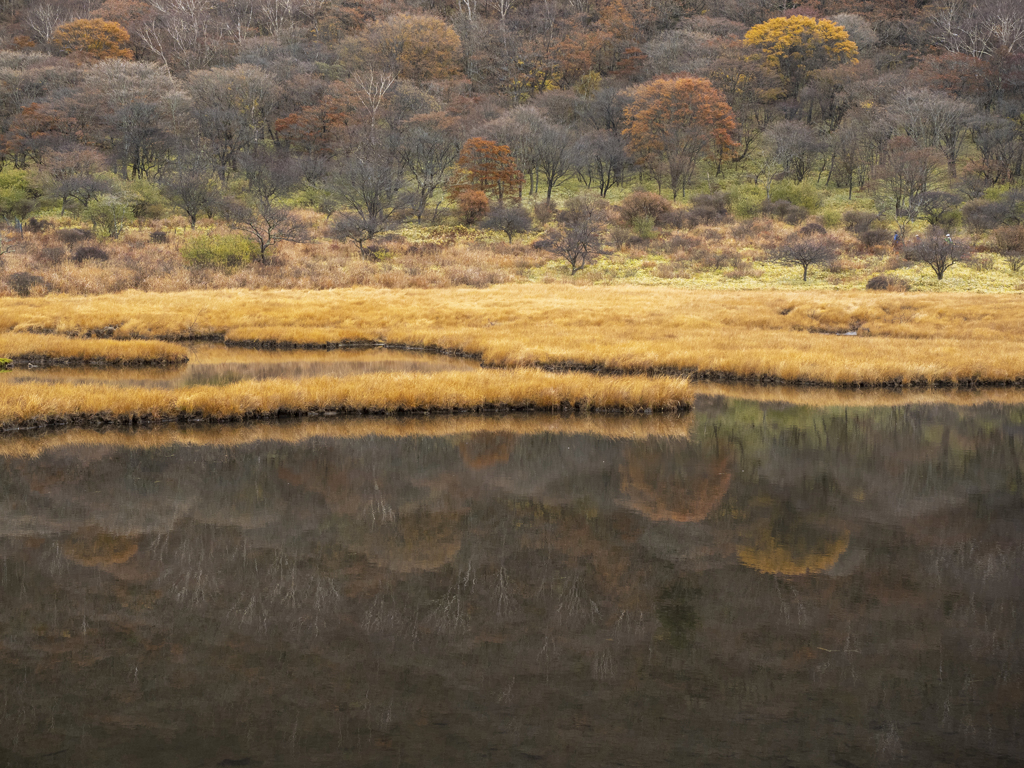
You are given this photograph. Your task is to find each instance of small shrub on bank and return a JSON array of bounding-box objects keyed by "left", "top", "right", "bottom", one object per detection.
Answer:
[
  {"left": 860, "top": 229, "right": 891, "bottom": 248},
  {"left": 5, "top": 271, "right": 42, "bottom": 296},
  {"left": 72, "top": 245, "right": 109, "bottom": 263},
  {"left": 994, "top": 225, "right": 1024, "bottom": 271},
  {"left": 684, "top": 192, "right": 732, "bottom": 228},
  {"left": 533, "top": 199, "right": 557, "bottom": 224},
  {"left": 761, "top": 199, "right": 809, "bottom": 224},
  {"left": 181, "top": 233, "right": 259, "bottom": 268},
  {"left": 725, "top": 261, "right": 763, "bottom": 279},
  {"left": 35, "top": 245, "right": 66, "bottom": 265},
  {"left": 843, "top": 210, "right": 879, "bottom": 234},
  {"left": 56, "top": 228, "right": 91, "bottom": 245},
  {"left": 866, "top": 274, "right": 909, "bottom": 291},
  {"left": 619, "top": 190, "right": 673, "bottom": 227}
]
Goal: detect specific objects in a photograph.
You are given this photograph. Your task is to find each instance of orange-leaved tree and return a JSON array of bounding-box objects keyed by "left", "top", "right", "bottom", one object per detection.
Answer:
[
  {"left": 449, "top": 137, "right": 523, "bottom": 207},
  {"left": 622, "top": 76, "right": 738, "bottom": 199},
  {"left": 53, "top": 18, "right": 133, "bottom": 60},
  {"left": 743, "top": 16, "right": 857, "bottom": 97}
]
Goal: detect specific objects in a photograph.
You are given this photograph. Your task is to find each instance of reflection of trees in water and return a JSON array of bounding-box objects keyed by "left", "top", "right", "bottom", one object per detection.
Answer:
[
  {"left": 619, "top": 449, "right": 733, "bottom": 523},
  {"left": 61, "top": 526, "right": 139, "bottom": 567},
  {"left": 457, "top": 432, "right": 515, "bottom": 468},
  {"left": 729, "top": 472, "right": 851, "bottom": 575},
  {"left": 0, "top": 404, "right": 1021, "bottom": 764},
  {"left": 735, "top": 497, "right": 851, "bottom": 576}
]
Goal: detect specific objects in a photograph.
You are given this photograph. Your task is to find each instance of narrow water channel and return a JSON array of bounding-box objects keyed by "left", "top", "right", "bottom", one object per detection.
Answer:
[
  {"left": 5, "top": 343, "right": 480, "bottom": 388},
  {"left": 0, "top": 352, "right": 1022, "bottom": 766}
]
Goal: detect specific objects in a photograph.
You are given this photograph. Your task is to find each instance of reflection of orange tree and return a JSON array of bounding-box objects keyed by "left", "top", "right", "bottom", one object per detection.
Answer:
[
  {"left": 736, "top": 501, "right": 849, "bottom": 576},
  {"left": 457, "top": 433, "right": 515, "bottom": 469},
  {"left": 62, "top": 526, "right": 139, "bottom": 566},
  {"left": 619, "top": 452, "right": 732, "bottom": 524}
]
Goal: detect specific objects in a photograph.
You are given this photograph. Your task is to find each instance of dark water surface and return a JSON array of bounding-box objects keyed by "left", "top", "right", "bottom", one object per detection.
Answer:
[
  {"left": 5, "top": 344, "right": 479, "bottom": 388},
  {"left": 0, "top": 396, "right": 1022, "bottom": 767}
]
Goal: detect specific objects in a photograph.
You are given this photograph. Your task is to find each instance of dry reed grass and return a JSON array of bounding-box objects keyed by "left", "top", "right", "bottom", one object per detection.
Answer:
[
  {"left": 0, "top": 412, "right": 693, "bottom": 459},
  {"left": 4, "top": 286, "right": 1023, "bottom": 386},
  {"left": 0, "top": 368, "right": 690, "bottom": 429},
  {"left": 0, "top": 331, "right": 188, "bottom": 364}
]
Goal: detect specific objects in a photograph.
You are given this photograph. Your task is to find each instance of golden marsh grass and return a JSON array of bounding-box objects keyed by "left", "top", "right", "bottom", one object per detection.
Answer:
[
  {"left": 0, "top": 369, "right": 690, "bottom": 430},
  {"left": 3, "top": 286, "right": 1024, "bottom": 386},
  {"left": 0, "top": 331, "right": 188, "bottom": 365}
]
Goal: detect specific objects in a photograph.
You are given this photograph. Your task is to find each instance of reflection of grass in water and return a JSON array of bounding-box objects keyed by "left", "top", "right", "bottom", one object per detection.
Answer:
[
  {"left": 183, "top": 370, "right": 244, "bottom": 387},
  {"left": 0, "top": 412, "right": 693, "bottom": 458},
  {"left": 692, "top": 381, "right": 1024, "bottom": 409}
]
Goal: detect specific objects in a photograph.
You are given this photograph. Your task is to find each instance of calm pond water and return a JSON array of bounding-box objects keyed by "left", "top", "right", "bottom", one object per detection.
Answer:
[
  {"left": 0, "top": 395, "right": 1022, "bottom": 767},
  {"left": 5, "top": 344, "right": 480, "bottom": 388}
]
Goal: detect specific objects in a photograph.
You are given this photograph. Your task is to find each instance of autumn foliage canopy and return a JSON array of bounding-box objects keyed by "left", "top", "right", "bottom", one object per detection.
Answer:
[
  {"left": 450, "top": 137, "right": 523, "bottom": 207},
  {"left": 53, "top": 18, "right": 133, "bottom": 61},
  {"left": 743, "top": 16, "right": 858, "bottom": 95},
  {"left": 623, "top": 76, "right": 738, "bottom": 198}
]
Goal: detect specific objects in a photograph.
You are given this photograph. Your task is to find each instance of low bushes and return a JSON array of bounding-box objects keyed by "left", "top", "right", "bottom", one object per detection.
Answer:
[
  {"left": 866, "top": 274, "right": 909, "bottom": 291},
  {"left": 181, "top": 233, "right": 260, "bottom": 268}
]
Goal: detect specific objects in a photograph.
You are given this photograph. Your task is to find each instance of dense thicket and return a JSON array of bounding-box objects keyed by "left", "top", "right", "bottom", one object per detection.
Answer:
[{"left": 0, "top": 0, "right": 1023, "bottom": 263}]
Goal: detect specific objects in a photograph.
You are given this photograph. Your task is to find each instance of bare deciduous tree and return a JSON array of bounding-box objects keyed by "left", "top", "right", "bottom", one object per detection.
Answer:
[
  {"left": 328, "top": 153, "right": 410, "bottom": 256},
  {"left": 769, "top": 234, "right": 841, "bottom": 281},
  {"left": 536, "top": 196, "right": 607, "bottom": 274},
  {"left": 223, "top": 196, "right": 310, "bottom": 262},
  {"left": 903, "top": 228, "right": 972, "bottom": 279}
]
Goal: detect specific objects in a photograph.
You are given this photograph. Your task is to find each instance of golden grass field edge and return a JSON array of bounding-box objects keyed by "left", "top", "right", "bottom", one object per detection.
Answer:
[
  {"left": 0, "top": 369, "right": 691, "bottom": 430},
  {"left": 0, "top": 331, "right": 189, "bottom": 366},
  {"left": 4, "top": 285, "right": 1024, "bottom": 388}
]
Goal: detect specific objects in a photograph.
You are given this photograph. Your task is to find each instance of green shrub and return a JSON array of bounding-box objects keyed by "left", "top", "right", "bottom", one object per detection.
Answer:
[
  {"left": 122, "top": 178, "right": 168, "bottom": 219},
  {"left": 181, "top": 233, "right": 259, "bottom": 268},
  {"left": 631, "top": 214, "right": 656, "bottom": 240},
  {"left": 728, "top": 184, "right": 764, "bottom": 218},
  {"left": 820, "top": 208, "right": 843, "bottom": 228},
  {"left": 768, "top": 179, "right": 822, "bottom": 212},
  {"left": 85, "top": 193, "right": 133, "bottom": 238},
  {"left": 0, "top": 167, "right": 35, "bottom": 221}
]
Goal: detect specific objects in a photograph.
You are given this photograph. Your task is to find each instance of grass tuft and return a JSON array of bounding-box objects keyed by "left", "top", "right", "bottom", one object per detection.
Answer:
[{"left": 0, "top": 369, "right": 691, "bottom": 430}]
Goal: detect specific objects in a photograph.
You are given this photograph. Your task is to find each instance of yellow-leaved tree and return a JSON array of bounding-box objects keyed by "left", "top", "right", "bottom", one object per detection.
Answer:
[
  {"left": 53, "top": 18, "right": 133, "bottom": 60},
  {"left": 743, "top": 15, "right": 858, "bottom": 97},
  {"left": 366, "top": 13, "right": 462, "bottom": 82}
]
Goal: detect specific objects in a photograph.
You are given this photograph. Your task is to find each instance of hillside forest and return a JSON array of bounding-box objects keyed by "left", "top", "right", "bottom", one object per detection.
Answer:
[{"left": 1, "top": 0, "right": 1024, "bottom": 294}]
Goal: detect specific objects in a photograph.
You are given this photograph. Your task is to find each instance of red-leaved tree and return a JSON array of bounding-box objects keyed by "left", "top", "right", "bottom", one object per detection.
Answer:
[{"left": 623, "top": 76, "right": 738, "bottom": 198}]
